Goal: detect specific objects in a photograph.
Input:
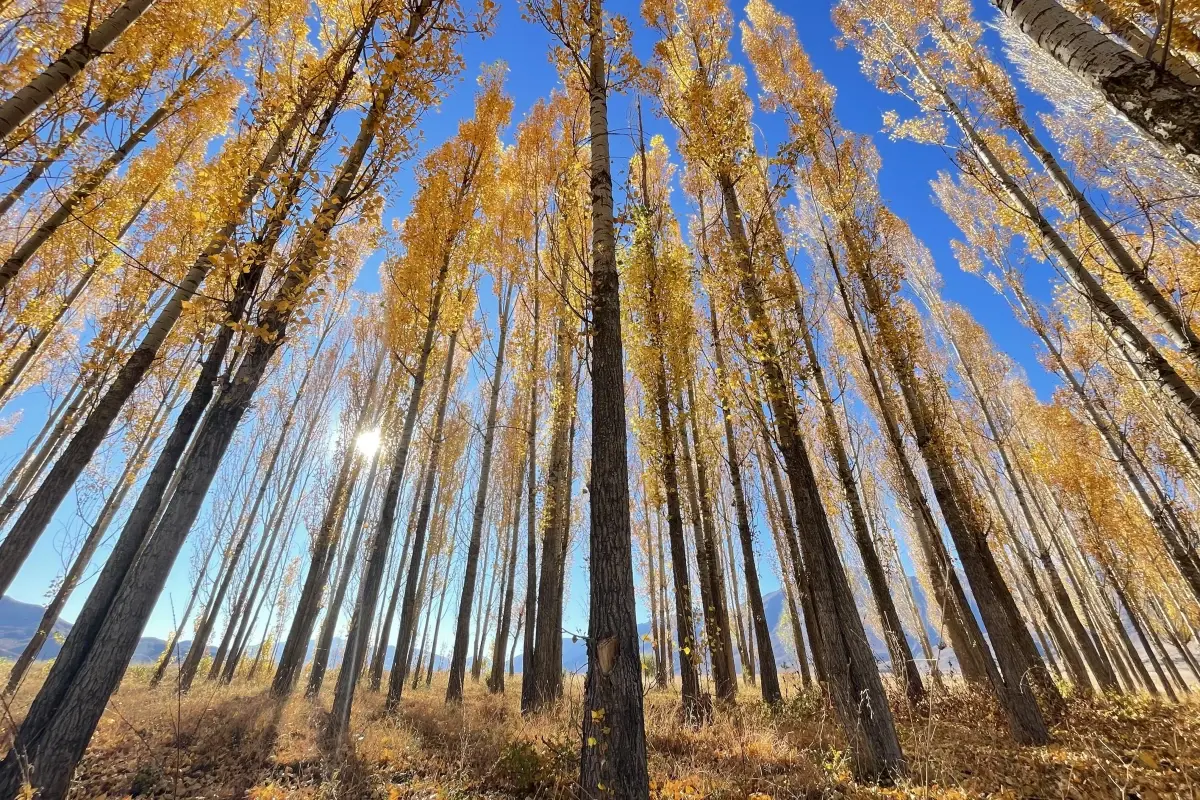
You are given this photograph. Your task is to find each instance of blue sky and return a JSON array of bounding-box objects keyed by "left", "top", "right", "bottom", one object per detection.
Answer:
[{"left": 2, "top": 0, "right": 1062, "bottom": 651}]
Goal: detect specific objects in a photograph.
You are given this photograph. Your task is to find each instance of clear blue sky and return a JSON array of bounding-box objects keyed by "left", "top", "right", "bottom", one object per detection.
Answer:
[{"left": 2, "top": 0, "right": 1060, "bottom": 648}]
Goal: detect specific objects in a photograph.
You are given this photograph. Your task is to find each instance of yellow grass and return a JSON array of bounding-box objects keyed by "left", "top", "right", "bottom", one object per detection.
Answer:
[{"left": 1, "top": 663, "right": 1196, "bottom": 798}]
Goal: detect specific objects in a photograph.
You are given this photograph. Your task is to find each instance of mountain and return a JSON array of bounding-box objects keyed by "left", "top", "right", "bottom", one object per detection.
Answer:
[
  {"left": 0, "top": 596, "right": 451, "bottom": 672},
  {"left": 3, "top": 577, "right": 951, "bottom": 677},
  {"left": 0, "top": 595, "right": 212, "bottom": 665},
  {"left": 0, "top": 596, "right": 72, "bottom": 660},
  {"left": 512, "top": 577, "right": 955, "bottom": 677}
]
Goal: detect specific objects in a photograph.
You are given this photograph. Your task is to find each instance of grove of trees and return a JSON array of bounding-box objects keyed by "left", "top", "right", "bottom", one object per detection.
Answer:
[{"left": 0, "top": 0, "right": 1198, "bottom": 796}]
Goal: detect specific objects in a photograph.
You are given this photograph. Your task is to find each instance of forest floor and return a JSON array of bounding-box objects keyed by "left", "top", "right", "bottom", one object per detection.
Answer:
[{"left": 0, "top": 663, "right": 1196, "bottom": 799}]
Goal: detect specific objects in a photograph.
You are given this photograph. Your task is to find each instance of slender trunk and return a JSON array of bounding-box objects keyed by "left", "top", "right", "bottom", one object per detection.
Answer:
[
  {"left": 1010, "top": 283, "right": 1200, "bottom": 603},
  {"left": 426, "top": 534, "right": 456, "bottom": 687},
  {"left": 755, "top": 442, "right": 811, "bottom": 683},
  {"left": 651, "top": 362, "right": 705, "bottom": 720},
  {"left": 447, "top": 297, "right": 511, "bottom": 702},
  {"left": 839, "top": 222, "right": 1049, "bottom": 742},
  {"left": 659, "top": 513, "right": 675, "bottom": 683},
  {"left": 1114, "top": 575, "right": 1179, "bottom": 700},
  {"left": 718, "top": 173, "right": 904, "bottom": 778},
  {"left": 370, "top": 455, "right": 427, "bottom": 691},
  {"left": 520, "top": 292, "right": 540, "bottom": 711},
  {"left": 489, "top": 446, "right": 527, "bottom": 693},
  {"left": 272, "top": 352, "right": 385, "bottom": 695},
  {"left": 149, "top": 491, "right": 236, "bottom": 689},
  {"left": 0, "top": 23, "right": 249, "bottom": 294},
  {"left": 510, "top": 608, "right": 523, "bottom": 676},
  {"left": 0, "top": 69, "right": 316, "bottom": 595},
  {"left": 213, "top": 394, "right": 324, "bottom": 682},
  {"left": 0, "top": 0, "right": 159, "bottom": 143},
  {"left": 790, "top": 284, "right": 924, "bottom": 703},
  {"left": 707, "top": 305, "right": 780, "bottom": 703},
  {"left": 411, "top": 544, "right": 441, "bottom": 689},
  {"left": 644, "top": 498, "right": 667, "bottom": 688},
  {"left": 470, "top": 533, "right": 495, "bottom": 681},
  {"left": 1012, "top": 113, "right": 1200, "bottom": 363},
  {"left": 530, "top": 308, "right": 575, "bottom": 710}
]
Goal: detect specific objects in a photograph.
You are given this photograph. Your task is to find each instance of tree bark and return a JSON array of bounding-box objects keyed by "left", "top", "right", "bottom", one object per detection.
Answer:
[
  {"left": 578, "top": 0, "right": 651, "bottom": 793},
  {"left": 386, "top": 330, "right": 459, "bottom": 707},
  {"left": 716, "top": 173, "right": 903, "bottom": 778},
  {"left": 447, "top": 294, "right": 512, "bottom": 702},
  {"left": 995, "top": 0, "right": 1200, "bottom": 177},
  {"left": 707, "top": 304, "right": 781, "bottom": 703},
  {"left": 0, "top": 0, "right": 159, "bottom": 143},
  {"left": 489, "top": 445, "right": 527, "bottom": 692},
  {"left": 520, "top": 292, "right": 541, "bottom": 710},
  {"left": 0, "top": 70, "right": 315, "bottom": 595}
]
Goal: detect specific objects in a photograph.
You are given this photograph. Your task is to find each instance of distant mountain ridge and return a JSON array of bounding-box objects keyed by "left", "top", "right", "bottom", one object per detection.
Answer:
[{"left": 2, "top": 580, "right": 948, "bottom": 676}]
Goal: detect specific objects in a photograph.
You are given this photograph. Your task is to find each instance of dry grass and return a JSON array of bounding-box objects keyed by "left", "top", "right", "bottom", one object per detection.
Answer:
[{"left": 1, "top": 662, "right": 1196, "bottom": 798}]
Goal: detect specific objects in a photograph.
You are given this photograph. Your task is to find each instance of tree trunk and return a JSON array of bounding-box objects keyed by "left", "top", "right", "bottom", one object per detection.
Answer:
[
  {"left": 718, "top": 173, "right": 904, "bottom": 779},
  {"left": 1114, "top": 575, "right": 1179, "bottom": 700},
  {"left": 707, "top": 304, "right": 781, "bottom": 703},
  {"left": 651, "top": 362, "right": 706, "bottom": 720},
  {"left": 489, "top": 444, "right": 527, "bottom": 693},
  {"left": 520, "top": 292, "right": 541, "bottom": 710},
  {"left": 387, "top": 331, "right": 459, "bottom": 707},
  {"left": 1009, "top": 282, "right": 1200, "bottom": 603},
  {"left": 447, "top": 297, "right": 511, "bottom": 702},
  {"left": 644, "top": 493, "right": 667, "bottom": 689},
  {"left": 828, "top": 241, "right": 994, "bottom": 686},
  {"left": 0, "top": 70, "right": 315, "bottom": 595},
  {"left": 0, "top": 0, "right": 159, "bottom": 143},
  {"left": 370, "top": 456, "right": 426, "bottom": 691},
  {"left": 272, "top": 351, "right": 385, "bottom": 695},
  {"left": 215, "top": 389, "right": 326, "bottom": 683},
  {"left": 529, "top": 303, "right": 576, "bottom": 711},
  {"left": 578, "top": 0, "right": 651, "bottom": 792},
  {"left": 680, "top": 382, "right": 738, "bottom": 700},
  {"left": 181, "top": 367, "right": 312, "bottom": 691},
  {"left": 1079, "top": 0, "right": 1200, "bottom": 84},
  {"left": 755, "top": 442, "right": 811, "bottom": 683},
  {"left": 149, "top": 485, "right": 239, "bottom": 689},
  {"left": 426, "top": 534, "right": 457, "bottom": 687},
  {"left": 995, "top": 0, "right": 1200, "bottom": 177}
]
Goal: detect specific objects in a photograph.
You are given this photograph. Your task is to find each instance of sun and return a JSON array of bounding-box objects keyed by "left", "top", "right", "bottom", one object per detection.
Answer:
[{"left": 355, "top": 428, "right": 382, "bottom": 457}]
